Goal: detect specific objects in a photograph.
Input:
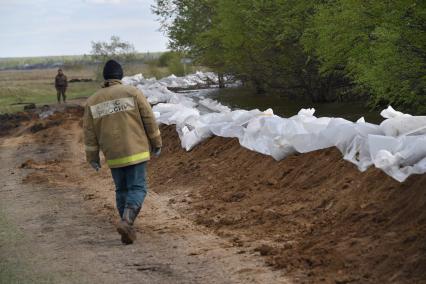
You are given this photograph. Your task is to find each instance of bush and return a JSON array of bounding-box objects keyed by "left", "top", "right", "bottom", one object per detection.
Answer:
[{"left": 157, "top": 51, "right": 187, "bottom": 76}]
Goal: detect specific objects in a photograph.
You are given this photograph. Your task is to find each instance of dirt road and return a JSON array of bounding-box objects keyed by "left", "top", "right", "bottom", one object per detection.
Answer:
[
  {"left": 1, "top": 103, "right": 425, "bottom": 283},
  {"left": 0, "top": 105, "right": 286, "bottom": 284}
]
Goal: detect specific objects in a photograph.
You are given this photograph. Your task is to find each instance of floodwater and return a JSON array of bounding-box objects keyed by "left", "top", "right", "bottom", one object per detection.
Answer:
[{"left": 207, "top": 87, "right": 383, "bottom": 123}]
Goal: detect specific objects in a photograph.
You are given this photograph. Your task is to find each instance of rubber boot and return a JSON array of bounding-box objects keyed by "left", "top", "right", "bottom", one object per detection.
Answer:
[{"left": 117, "top": 206, "right": 139, "bottom": 245}]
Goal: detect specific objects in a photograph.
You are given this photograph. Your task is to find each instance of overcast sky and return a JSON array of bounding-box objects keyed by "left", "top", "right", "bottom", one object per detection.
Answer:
[{"left": 0, "top": 0, "right": 169, "bottom": 57}]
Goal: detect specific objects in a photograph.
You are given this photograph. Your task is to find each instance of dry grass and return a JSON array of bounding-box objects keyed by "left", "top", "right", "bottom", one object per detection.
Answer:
[
  {"left": 0, "top": 63, "right": 202, "bottom": 113},
  {"left": 0, "top": 67, "right": 98, "bottom": 113}
]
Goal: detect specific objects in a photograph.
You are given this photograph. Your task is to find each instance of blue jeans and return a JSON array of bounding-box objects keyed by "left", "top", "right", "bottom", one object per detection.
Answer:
[{"left": 110, "top": 162, "right": 147, "bottom": 218}]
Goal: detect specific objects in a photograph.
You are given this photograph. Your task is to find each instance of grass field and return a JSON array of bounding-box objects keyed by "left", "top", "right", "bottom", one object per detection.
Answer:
[
  {"left": 0, "top": 53, "right": 165, "bottom": 70},
  {"left": 0, "top": 63, "right": 174, "bottom": 113},
  {"left": 0, "top": 67, "right": 98, "bottom": 113}
]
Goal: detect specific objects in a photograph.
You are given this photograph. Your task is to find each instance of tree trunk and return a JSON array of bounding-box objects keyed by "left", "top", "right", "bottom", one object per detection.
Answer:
[
  {"left": 218, "top": 73, "right": 225, "bottom": 88},
  {"left": 253, "top": 78, "right": 266, "bottom": 94},
  {"left": 309, "top": 90, "right": 327, "bottom": 103}
]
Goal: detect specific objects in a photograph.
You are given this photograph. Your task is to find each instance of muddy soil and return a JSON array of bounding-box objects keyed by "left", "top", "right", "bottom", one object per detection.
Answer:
[
  {"left": 1, "top": 103, "right": 425, "bottom": 283},
  {"left": 151, "top": 126, "right": 426, "bottom": 283},
  {"left": 0, "top": 105, "right": 285, "bottom": 284},
  {"left": 0, "top": 112, "right": 32, "bottom": 136}
]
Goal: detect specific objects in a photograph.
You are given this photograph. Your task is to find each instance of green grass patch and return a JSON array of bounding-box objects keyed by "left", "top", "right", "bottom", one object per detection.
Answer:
[
  {"left": 0, "top": 82, "right": 99, "bottom": 113},
  {"left": 0, "top": 68, "right": 99, "bottom": 113}
]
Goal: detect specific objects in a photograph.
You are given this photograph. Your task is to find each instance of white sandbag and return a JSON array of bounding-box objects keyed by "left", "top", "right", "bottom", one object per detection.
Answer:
[
  {"left": 379, "top": 106, "right": 426, "bottom": 137},
  {"left": 179, "top": 108, "right": 262, "bottom": 152},
  {"left": 177, "top": 113, "right": 217, "bottom": 150},
  {"left": 380, "top": 105, "right": 407, "bottom": 119},
  {"left": 178, "top": 109, "right": 258, "bottom": 151},
  {"left": 380, "top": 116, "right": 426, "bottom": 137},
  {"left": 319, "top": 118, "right": 357, "bottom": 153},
  {"left": 137, "top": 85, "right": 173, "bottom": 105},
  {"left": 124, "top": 72, "right": 426, "bottom": 182},
  {"left": 153, "top": 103, "right": 199, "bottom": 125},
  {"left": 209, "top": 109, "right": 263, "bottom": 139},
  {"left": 158, "top": 71, "right": 219, "bottom": 88},
  {"left": 368, "top": 135, "right": 426, "bottom": 182},
  {"left": 297, "top": 108, "right": 315, "bottom": 117},
  {"left": 287, "top": 111, "right": 335, "bottom": 153},
  {"left": 240, "top": 110, "right": 297, "bottom": 160},
  {"left": 123, "top": 71, "right": 223, "bottom": 91},
  {"left": 198, "top": 98, "right": 231, "bottom": 113},
  {"left": 168, "top": 94, "right": 197, "bottom": 108},
  {"left": 341, "top": 121, "right": 383, "bottom": 171},
  {"left": 39, "top": 109, "right": 55, "bottom": 119},
  {"left": 153, "top": 111, "right": 160, "bottom": 120},
  {"left": 122, "top": 73, "right": 144, "bottom": 86}
]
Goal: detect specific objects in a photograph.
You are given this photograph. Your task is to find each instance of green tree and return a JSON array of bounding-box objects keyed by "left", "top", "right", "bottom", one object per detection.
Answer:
[
  {"left": 303, "top": 0, "right": 426, "bottom": 112},
  {"left": 214, "top": 0, "right": 319, "bottom": 94},
  {"left": 153, "top": 0, "right": 332, "bottom": 98},
  {"left": 153, "top": 0, "right": 426, "bottom": 111},
  {"left": 90, "top": 35, "right": 137, "bottom": 80},
  {"left": 153, "top": 0, "right": 228, "bottom": 86}
]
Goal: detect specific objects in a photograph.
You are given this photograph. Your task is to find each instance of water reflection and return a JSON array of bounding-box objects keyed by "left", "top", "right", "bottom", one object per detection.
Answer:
[{"left": 205, "top": 87, "right": 382, "bottom": 123}]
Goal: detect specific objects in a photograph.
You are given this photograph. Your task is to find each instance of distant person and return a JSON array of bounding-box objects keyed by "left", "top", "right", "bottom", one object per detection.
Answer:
[
  {"left": 54, "top": 68, "right": 68, "bottom": 103},
  {"left": 83, "top": 60, "right": 162, "bottom": 245}
]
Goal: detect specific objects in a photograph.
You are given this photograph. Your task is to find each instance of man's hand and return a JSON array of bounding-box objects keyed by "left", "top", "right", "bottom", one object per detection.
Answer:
[
  {"left": 90, "top": 161, "right": 101, "bottom": 171},
  {"left": 152, "top": 147, "right": 161, "bottom": 157}
]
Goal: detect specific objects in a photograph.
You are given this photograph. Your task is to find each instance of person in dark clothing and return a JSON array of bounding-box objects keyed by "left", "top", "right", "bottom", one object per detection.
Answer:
[{"left": 55, "top": 69, "right": 68, "bottom": 103}]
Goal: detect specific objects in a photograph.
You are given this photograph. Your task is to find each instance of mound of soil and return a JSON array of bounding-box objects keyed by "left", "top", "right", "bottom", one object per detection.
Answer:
[
  {"left": 0, "top": 104, "right": 84, "bottom": 137},
  {"left": 149, "top": 125, "right": 426, "bottom": 283},
  {"left": 0, "top": 112, "right": 33, "bottom": 136},
  {"left": 69, "top": 78, "right": 93, "bottom": 83},
  {"left": 6, "top": 104, "right": 424, "bottom": 283}
]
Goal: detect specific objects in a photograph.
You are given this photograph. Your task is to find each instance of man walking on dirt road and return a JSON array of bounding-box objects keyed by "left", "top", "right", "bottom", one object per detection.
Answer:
[
  {"left": 55, "top": 68, "right": 68, "bottom": 103},
  {"left": 83, "top": 59, "right": 162, "bottom": 245}
]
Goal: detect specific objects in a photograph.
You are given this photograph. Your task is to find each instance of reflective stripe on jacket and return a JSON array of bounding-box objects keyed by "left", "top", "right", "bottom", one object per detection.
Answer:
[{"left": 83, "top": 79, "right": 162, "bottom": 168}]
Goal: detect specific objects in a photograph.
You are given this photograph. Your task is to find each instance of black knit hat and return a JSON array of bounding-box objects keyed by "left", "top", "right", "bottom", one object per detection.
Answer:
[{"left": 103, "top": 59, "right": 123, "bottom": 80}]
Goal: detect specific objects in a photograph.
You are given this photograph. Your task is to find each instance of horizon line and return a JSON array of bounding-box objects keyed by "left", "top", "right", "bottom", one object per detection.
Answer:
[{"left": 0, "top": 50, "right": 170, "bottom": 60}]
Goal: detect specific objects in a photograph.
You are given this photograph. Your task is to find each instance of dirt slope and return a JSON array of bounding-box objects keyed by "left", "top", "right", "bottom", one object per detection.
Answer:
[{"left": 150, "top": 125, "right": 426, "bottom": 283}]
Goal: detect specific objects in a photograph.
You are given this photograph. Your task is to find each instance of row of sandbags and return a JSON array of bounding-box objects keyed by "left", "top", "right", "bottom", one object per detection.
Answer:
[
  {"left": 123, "top": 72, "right": 426, "bottom": 182},
  {"left": 123, "top": 71, "right": 219, "bottom": 89},
  {"left": 122, "top": 72, "right": 221, "bottom": 105}
]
